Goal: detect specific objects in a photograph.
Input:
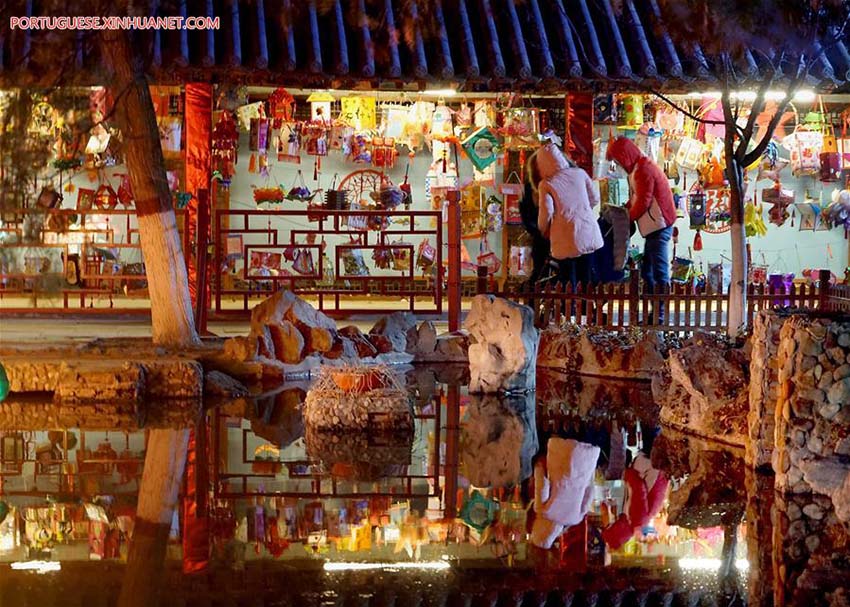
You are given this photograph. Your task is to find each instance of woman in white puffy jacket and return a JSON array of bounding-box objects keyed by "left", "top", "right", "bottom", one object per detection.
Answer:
[{"left": 531, "top": 437, "right": 601, "bottom": 549}]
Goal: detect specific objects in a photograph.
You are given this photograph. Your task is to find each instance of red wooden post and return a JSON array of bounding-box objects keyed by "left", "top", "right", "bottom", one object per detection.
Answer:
[
  {"left": 194, "top": 189, "right": 210, "bottom": 335},
  {"left": 446, "top": 190, "right": 462, "bottom": 332},
  {"left": 443, "top": 385, "right": 461, "bottom": 518},
  {"left": 629, "top": 261, "right": 640, "bottom": 327},
  {"left": 818, "top": 268, "right": 832, "bottom": 311}
]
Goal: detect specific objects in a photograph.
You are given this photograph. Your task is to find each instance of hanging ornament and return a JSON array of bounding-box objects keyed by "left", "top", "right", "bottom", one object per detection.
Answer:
[
  {"left": 307, "top": 91, "right": 334, "bottom": 124},
  {"left": 693, "top": 231, "right": 703, "bottom": 252},
  {"left": 277, "top": 122, "right": 301, "bottom": 164},
  {"left": 268, "top": 87, "right": 296, "bottom": 126},
  {"left": 212, "top": 111, "right": 239, "bottom": 186}
]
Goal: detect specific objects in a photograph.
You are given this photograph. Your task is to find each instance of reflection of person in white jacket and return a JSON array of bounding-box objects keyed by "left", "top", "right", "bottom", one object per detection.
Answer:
[{"left": 531, "top": 437, "right": 601, "bottom": 549}]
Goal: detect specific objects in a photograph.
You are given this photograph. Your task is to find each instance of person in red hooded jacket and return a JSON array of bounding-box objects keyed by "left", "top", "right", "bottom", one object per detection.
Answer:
[{"left": 606, "top": 137, "right": 676, "bottom": 323}]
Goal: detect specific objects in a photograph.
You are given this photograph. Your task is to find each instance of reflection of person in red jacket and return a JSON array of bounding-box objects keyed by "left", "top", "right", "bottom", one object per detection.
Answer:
[
  {"left": 606, "top": 137, "right": 676, "bottom": 323},
  {"left": 602, "top": 453, "right": 669, "bottom": 550}
]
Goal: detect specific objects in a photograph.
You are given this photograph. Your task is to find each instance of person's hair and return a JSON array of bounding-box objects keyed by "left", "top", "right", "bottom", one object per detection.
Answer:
[{"left": 526, "top": 149, "right": 542, "bottom": 193}]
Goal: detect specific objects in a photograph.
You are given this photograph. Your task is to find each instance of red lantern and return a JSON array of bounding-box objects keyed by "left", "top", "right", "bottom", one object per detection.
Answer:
[{"left": 212, "top": 111, "right": 239, "bottom": 184}]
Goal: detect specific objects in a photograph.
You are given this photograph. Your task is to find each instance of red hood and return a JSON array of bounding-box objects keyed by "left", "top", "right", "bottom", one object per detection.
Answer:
[{"left": 606, "top": 136, "right": 643, "bottom": 173}]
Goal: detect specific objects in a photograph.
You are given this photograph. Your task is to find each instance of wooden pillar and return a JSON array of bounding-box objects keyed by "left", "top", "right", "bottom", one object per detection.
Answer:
[
  {"left": 446, "top": 190, "right": 462, "bottom": 331},
  {"left": 443, "top": 385, "right": 460, "bottom": 518}
]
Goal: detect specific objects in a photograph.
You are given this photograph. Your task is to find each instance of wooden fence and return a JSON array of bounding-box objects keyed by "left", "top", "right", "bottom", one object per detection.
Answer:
[{"left": 504, "top": 268, "right": 850, "bottom": 333}]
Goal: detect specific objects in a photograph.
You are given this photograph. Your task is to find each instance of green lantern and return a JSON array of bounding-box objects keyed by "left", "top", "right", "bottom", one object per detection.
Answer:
[
  {"left": 0, "top": 501, "right": 8, "bottom": 525},
  {"left": 0, "top": 363, "right": 8, "bottom": 403}
]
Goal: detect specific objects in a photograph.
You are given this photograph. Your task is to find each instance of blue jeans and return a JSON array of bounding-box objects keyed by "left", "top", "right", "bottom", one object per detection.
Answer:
[{"left": 641, "top": 226, "right": 672, "bottom": 322}]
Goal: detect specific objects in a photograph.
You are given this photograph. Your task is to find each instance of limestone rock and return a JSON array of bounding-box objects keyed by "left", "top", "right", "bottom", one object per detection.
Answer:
[
  {"left": 407, "top": 321, "right": 437, "bottom": 356},
  {"left": 434, "top": 331, "right": 470, "bottom": 363},
  {"left": 459, "top": 392, "right": 538, "bottom": 487},
  {"left": 222, "top": 335, "right": 258, "bottom": 363},
  {"left": 254, "top": 324, "right": 276, "bottom": 359},
  {"left": 268, "top": 321, "right": 304, "bottom": 364},
  {"left": 369, "top": 312, "right": 417, "bottom": 353},
  {"left": 251, "top": 289, "right": 337, "bottom": 333},
  {"left": 465, "top": 295, "right": 538, "bottom": 393},
  {"left": 537, "top": 327, "right": 665, "bottom": 380},
  {"left": 657, "top": 336, "right": 749, "bottom": 446},
  {"left": 204, "top": 370, "right": 249, "bottom": 400},
  {"left": 338, "top": 326, "right": 379, "bottom": 359},
  {"left": 301, "top": 325, "right": 334, "bottom": 354},
  {"left": 323, "top": 336, "right": 359, "bottom": 361},
  {"left": 367, "top": 333, "right": 394, "bottom": 355}
]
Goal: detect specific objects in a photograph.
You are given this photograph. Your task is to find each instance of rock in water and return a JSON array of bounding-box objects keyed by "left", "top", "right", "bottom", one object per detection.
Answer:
[
  {"left": 369, "top": 312, "right": 417, "bottom": 353},
  {"left": 268, "top": 321, "right": 304, "bottom": 364},
  {"left": 460, "top": 392, "right": 538, "bottom": 487},
  {"left": 465, "top": 295, "right": 539, "bottom": 393},
  {"left": 251, "top": 289, "right": 337, "bottom": 333}
]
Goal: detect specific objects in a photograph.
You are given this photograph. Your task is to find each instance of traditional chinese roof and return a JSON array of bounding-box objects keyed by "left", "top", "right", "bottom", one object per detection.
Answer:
[{"left": 0, "top": 0, "right": 847, "bottom": 91}]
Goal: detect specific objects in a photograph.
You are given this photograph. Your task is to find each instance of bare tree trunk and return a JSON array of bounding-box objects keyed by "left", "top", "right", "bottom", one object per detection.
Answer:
[
  {"left": 727, "top": 160, "right": 748, "bottom": 336},
  {"left": 100, "top": 29, "right": 199, "bottom": 607},
  {"left": 118, "top": 429, "right": 190, "bottom": 607},
  {"left": 101, "top": 29, "right": 199, "bottom": 348}
]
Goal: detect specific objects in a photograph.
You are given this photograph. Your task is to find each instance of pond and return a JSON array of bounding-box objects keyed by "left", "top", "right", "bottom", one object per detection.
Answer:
[{"left": 0, "top": 366, "right": 839, "bottom": 606}]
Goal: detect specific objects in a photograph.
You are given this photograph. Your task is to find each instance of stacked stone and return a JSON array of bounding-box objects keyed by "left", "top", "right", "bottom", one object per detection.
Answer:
[
  {"left": 772, "top": 491, "right": 847, "bottom": 607},
  {"left": 745, "top": 468, "right": 775, "bottom": 607},
  {"left": 302, "top": 373, "right": 414, "bottom": 433},
  {"left": 770, "top": 315, "right": 850, "bottom": 607},
  {"left": 773, "top": 316, "right": 850, "bottom": 495},
  {"left": 304, "top": 426, "right": 412, "bottom": 481},
  {"left": 748, "top": 310, "right": 799, "bottom": 469}
]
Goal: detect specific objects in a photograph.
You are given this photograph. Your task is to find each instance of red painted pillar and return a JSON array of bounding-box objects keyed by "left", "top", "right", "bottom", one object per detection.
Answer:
[
  {"left": 182, "top": 419, "right": 210, "bottom": 573},
  {"left": 184, "top": 83, "right": 213, "bottom": 316},
  {"left": 446, "top": 189, "right": 462, "bottom": 332},
  {"left": 443, "top": 385, "right": 461, "bottom": 518}
]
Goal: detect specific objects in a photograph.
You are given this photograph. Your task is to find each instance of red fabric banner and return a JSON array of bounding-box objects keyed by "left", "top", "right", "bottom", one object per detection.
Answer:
[
  {"left": 184, "top": 83, "right": 213, "bottom": 308},
  {"left": 565, "top": 93, "right": 594, "bottom": 176},
  {"left": 182, "top": 424, "right": 210, "bottom": 573}
]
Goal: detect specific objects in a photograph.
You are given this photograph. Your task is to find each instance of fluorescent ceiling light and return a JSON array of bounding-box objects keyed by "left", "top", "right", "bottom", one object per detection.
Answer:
[
  {"left": 678, "top": 558, "right": 749, "bottom": 571},
  {"left": 323, "top": 561, "right": 451, "bottom": 572}
]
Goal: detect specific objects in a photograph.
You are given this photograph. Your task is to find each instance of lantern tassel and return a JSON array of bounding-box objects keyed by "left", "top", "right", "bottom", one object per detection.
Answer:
[
  {"left": 693, "top": 231, "right": 703, "bottom": 251},
  {"left": 249, "top": 153, "right": 257, "bottom": 174}
]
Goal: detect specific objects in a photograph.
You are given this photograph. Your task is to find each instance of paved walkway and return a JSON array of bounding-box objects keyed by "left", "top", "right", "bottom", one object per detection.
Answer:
[{"left": 0, "top": 317, "right": 451, "bottom": 343}]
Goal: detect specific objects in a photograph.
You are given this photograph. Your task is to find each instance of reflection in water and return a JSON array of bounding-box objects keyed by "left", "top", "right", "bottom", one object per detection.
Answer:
[
  {"left": 0, "top": 367, "right": 845, "bottom": 605},
  {"left": 459, "top": 392, "right": 537, "bottom": 488}
]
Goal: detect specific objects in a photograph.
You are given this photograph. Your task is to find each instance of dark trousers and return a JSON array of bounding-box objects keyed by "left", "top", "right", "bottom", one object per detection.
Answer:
[
  {"left": 556, "top": 254, "right": 593, "bottom": 290},
  {"left": 641, "top": 226, "right": 673, "bottom": 324}
]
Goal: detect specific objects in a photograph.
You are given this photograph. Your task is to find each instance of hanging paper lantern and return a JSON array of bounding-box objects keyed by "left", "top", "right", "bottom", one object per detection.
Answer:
[
  {"left": 620, "top": 95, "right": 644, "bottom": 129},
  {"left": 307, "top": 91, "right": 334, "bottom": 124},
  {"left": 268, "top": 87, "right": 295, "bottom": 125},
  {"left": 212, "top": 111, "right": 239, "bottom": 186},
  {"left": 688, "top": 185, "right": 707, "bottom": 229}
]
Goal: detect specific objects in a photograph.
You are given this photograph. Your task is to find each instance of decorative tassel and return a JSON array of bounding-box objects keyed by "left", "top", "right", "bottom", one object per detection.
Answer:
[
  {"left": 249, "top": 153, "right": 257, "bottom": 173},
  {"left": 65, "top": 182, "right": 75, "bottom": 193},
  {"left": 313, "top": 158, "right": 318, "bottom": 181},
  {"left": 519, "top": 148, "right": 526, "bottom": 169},
  {"left": 693, "top": 231, "right": 703, "bottom": 251},
  {"left": 791, "top": 209, "right": 795, "bottom": 227},
  {"left": 442, "top": 150, "right": 447, "bottom": 173}
]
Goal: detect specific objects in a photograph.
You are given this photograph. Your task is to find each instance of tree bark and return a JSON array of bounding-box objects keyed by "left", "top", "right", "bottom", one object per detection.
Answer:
[
  {"left": 722, "top": 91, "right": 748, "bottom": 336},
  {"left": 118, "top": 429, "right": 190, "bottom": 607},
  {"left": 727, "top": 159, "right": 748, "bottom": 336},
  {"left": 101, "top": 29, "right": 199, "bottom": 348},
  {"left": 99, "top": 29, "right": 199, "bottom": 607}
]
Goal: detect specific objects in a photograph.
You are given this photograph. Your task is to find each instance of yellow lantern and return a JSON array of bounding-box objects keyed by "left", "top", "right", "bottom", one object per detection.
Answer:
[{"left": 620, "top": 95, "right": 644, "bottom": 129}]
